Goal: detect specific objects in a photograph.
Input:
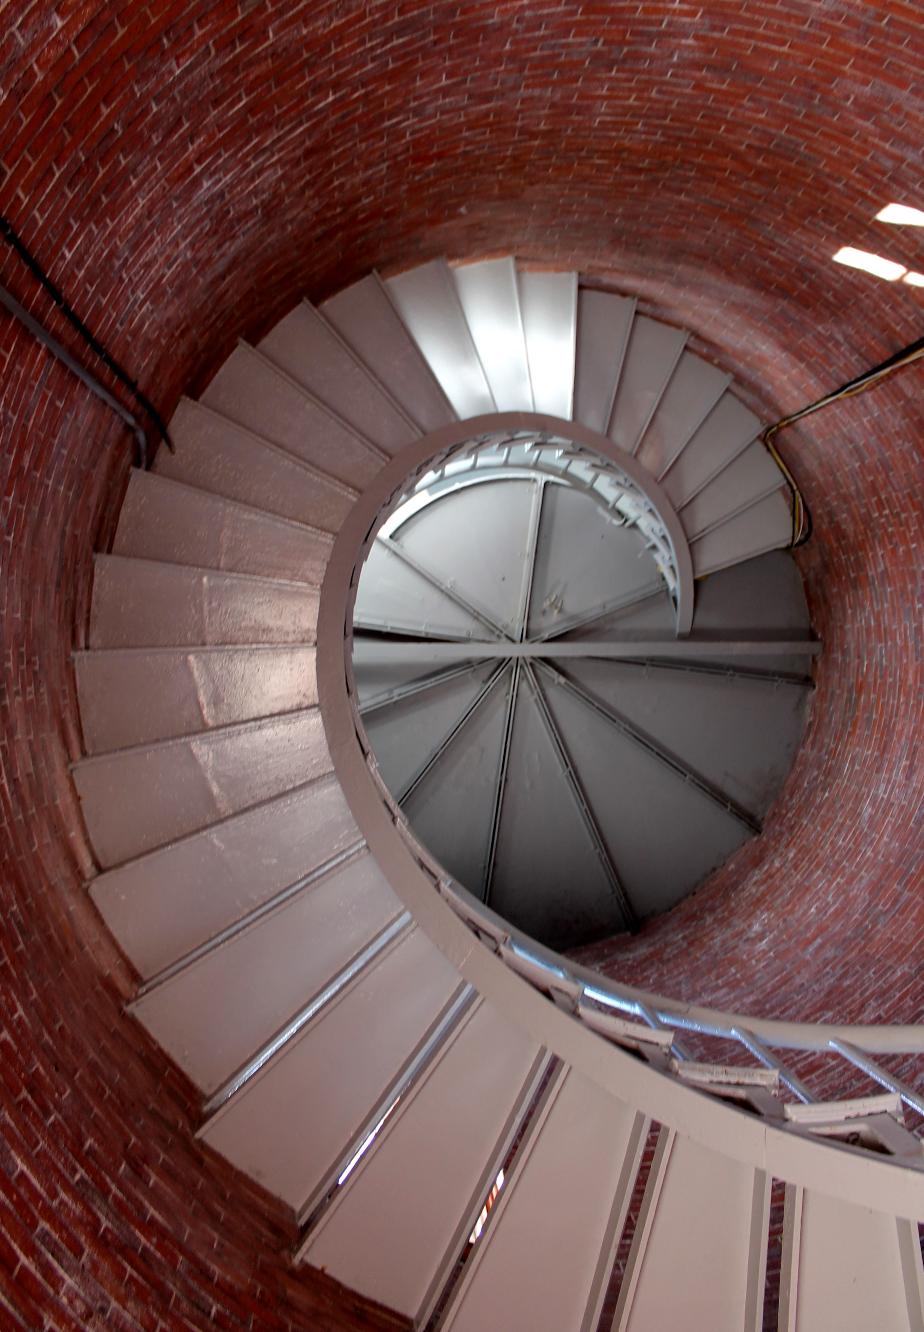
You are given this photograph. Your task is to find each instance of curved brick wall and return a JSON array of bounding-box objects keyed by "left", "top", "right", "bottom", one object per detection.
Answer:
[{"left": 0, "top": 1, "right": 921, "bottom": 1325}]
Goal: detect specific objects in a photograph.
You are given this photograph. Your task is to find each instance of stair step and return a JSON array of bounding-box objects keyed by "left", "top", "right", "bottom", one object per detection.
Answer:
[
  {"left": 691, "top": 489, "right": 792, "bottom": 577},
  {"left": 536, "top": 664, "right": 750, "bottom": 919},
  {"left": 257, "top": 301, "right": 418, "bottom": 454},
  {"left": 636, "top": 349, "right": 730, "bottom": 479},
  {"left": 298, "top": 999, "right": 544, "bottom": 1325},
  {"left": 199, "top": 926, "right": 460, "bottom": 1212},
  {"left": 158, "top": 398, "right": 356, "bottom": 532},
  {"left": 387, "top": 260, "right": 496, "bottom": 418},
  {"left": 614, "top": 1129, "right": 768, "bottom": 1332},
  {"left": 321, "top": 272, "right": 455, "bottom": 432},
  {"left": 74, "top": 708, "right": 330, "bottom": 868},
  {"left": 559, "top": 656, "right": 808, "bottom": 818},
  {"left": 608, "top": 316, "right": 687, "bottom": 454},
  {"left": 132, "top": 851, "right": 403, "bottom": 1094},
  {"left": 680, "top": 439, "right": 785, "bottom": 539},
  {"left": 89, "top": 555, "right": 319, "bottom": 649},
  {"left": 441, "top": 1066, "right": 646, "bottom": 1332},
  {"left": 353, "top": 540, "right": 487, "bottom": 640},
  {"left": 660, "top": 389, "right": 760, "bottom": 502},
  {"left": 572, "top": 288, "right": 636, "bottom": 435},
  {"left": 452, "top": 258, "right": 533, "bottom": 410},
  {"left": 526, "top": 483, "right": 663, "bottom": 641},
  {"left": 201, "top": 343, "right": 386, "bottom": 488},
  {"left": 90, "top": 777, "right": 360, "bottom": 978},
  {"left": 114, "top": 470, "right": 332, "bottom": 584},
  {"left": 518, "top": 269, "right": 578, "bottom": 420},
  {"left": 780, "top": 1185, "right": 924, "bottom": 1331},
  {"left": 75, "top": 644, "right": 318, "bottom": 753}
]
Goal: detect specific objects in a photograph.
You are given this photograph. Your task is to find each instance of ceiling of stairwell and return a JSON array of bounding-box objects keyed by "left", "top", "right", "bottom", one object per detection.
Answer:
[
  {"left": 352, "top": 435, "right": 814, "bottom": 950},
  {"left": 0, "top": 2, "right": 922, "bottom": 1325}
]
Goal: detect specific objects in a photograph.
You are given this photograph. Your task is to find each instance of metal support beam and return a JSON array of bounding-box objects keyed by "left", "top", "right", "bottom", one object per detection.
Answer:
[
  {"left": 397, "top": 663, "right": 509, "bottom": 804},
  {"left": 538, "top": 660, "right": 762, "bottom": 835},
  {"left": 483, "top": 661, "right": 521, "bottom": 907},
  {"left": 521, "top": 662, "right": 638, "bottom": 932},
  {"left": 354, "top": 636, "right": 822, "bottom": 663},
  {"left": 377, "top": 533, "right": 513, "bottom": 641}
]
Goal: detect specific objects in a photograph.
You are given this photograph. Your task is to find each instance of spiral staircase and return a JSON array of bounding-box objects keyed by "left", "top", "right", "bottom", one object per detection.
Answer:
[{"left": 72, "top": 257, "right": 924, "bottom": 1330}]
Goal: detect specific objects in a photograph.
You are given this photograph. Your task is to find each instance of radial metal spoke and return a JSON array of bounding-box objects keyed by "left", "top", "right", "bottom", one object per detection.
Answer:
[
  {"left": 377, "top": 534, "right": 513, "bottom": 641},
  {"left": 515, "top": 478, "right": 546, "bottom": 642},
  {"left": 528, "top": 581, "right": 667, "bottom": 644},
  {"left": 397, "top": 662, "right": 510, "bottom": 805},
  {"left": 522, "top": 662, "right": 638, "bottom": 932},
  {"left": 482, "top": 660, "right": 521, "bottom": 907},
  {"left": 537, "top": 659, "right": 763, "bottom": 834},
  {"left": 358, "top": 660, "right": 490, "bottom": 717},
  {"left": 588, "top": 656, "right": 815, "bottom": 689}
]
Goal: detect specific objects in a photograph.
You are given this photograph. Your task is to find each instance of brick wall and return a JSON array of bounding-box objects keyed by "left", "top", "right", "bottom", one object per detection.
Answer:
[{"left": 0, "top": 1, "right": 921, "bottom": 1325}]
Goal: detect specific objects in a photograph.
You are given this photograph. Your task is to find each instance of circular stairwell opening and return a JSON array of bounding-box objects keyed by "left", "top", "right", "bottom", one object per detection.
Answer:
[{"left": 349, "top": 426, "right": 815, "bottom": 953}]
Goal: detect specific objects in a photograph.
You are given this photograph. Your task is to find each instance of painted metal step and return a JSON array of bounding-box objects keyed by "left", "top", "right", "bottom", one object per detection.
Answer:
[
  {"left": 572, "top": 288, "right": 636, "bottom": 435},
  {"left": 353, "top": 642, "right": 478, "bottom": 711},
  {"left": 613, "top": 1129, "right": 769, "bottom": 1332},
  {"left": 607, "top": 315, "right": 687, "bottom": 454},
  {"left": 158, "top": 398, "right": 356, "bottom": 532},
  {"left": 90, "top": 776, "right": 360, "bottom": 978},
  {"left": 297, "top": 999, "right": 545, "bottom": 1326},
  {"left": 200, "top": 343, "right": 386, "bottom": 488},
  {"left": 73, "top": 708, "right": 330, "bottom": 868},
  {"left": 488, "top": 669, "right": 632, "bottom": 949},
  {"left": 660, "top": 389, "right": 761, "bottom": 502},
  {"left": 679, "top": 439, "right": 785, "bottom": 539},
  {"left": 352, "top": 540, "right": 486, "bottom": 640},
  {"left": 535, "top": 664, "right": 749, "bottom": 919},
  {"left": 88, "top": 555, "right": 319, "bottom": 649},
  {"left": 452, "top": 257, "right": 533, "bottom": 411},
  {"left": 636, "top": 349, "right": 730, "bottom": 480},
  {"left": 517, "top": 269, "right": 578, "bottom": 420},
  {"left": 691, "top": 490, "right": 793, "bottom": 577},
  {"left": 199, "top": 926, "right": 460, "bottom": 1212},
  {"left": 114, "top": 469, "right": 333, "bottom": 584},
  {"left": 779, "top": 1184, "right": 924, "bottom": 1331},
  {"left": 526, "top": 482, "right": 663, "bottom": 641},
  {"left": 361, "top": 662, "right": 499, "bottom": 799},
  {"left": 441, "top": 1065, "right": 647, "bottom": 1332},
  {"left": 557, "top": 656, "right": 808, "bottom": 818},
  {"left": 391, "top": 478, "right": 537, "bottom": 638},
  {"left": 75, "top": 644, "right": 318, "bottom": 753},
  {"left": 132, "top": 851, "right": 403, "bottom": 1094},
  {"left": 257, "top": 300, "right": 418, "bottom": 455},
  {"left": 387, "top": 260, "right": 496, "bottom": 418},
  {"left": 320, "top": 272, "right": 456, "bottom": 432},
  {"left": 401, "top": 667, "right": 513, "bottom": 897}
]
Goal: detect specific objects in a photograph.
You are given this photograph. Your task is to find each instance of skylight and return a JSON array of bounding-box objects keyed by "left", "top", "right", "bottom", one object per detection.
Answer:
[
  {"left": 832, "top": 248, "right": 907, "bottom": 281},
  {"left": 876, "top": 203, "right": 924, "bottom": 227}
]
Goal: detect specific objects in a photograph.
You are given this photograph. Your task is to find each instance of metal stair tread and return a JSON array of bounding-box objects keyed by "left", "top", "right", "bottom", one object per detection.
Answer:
[{"left": 126, "top": 466, "right": 338, "bottom": 541}]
